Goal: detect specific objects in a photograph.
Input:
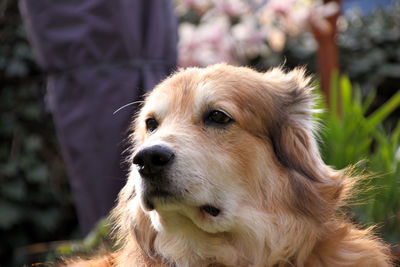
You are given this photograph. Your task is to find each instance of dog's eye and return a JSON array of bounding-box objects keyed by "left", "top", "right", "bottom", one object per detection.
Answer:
[
  {"left": 145, "top": 118, "right": 159, "bottom": 133},
  {"left": 205, "top": 110, "right": 233, "bottom": 125}
]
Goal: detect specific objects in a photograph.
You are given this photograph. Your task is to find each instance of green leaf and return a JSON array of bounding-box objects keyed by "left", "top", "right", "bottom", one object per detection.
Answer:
[
  {"left": 5, "top": 59, "right": 28, "bottom": 77},
  {"left": 26, "top": 165, "right": 48, "bottom": 183},
  {"left": 23, "top": 135, "right": 42, "bottom": 152},
  {"left": 19, "top": 104, "right": 41, "bottom": 121},
  {"left": 340, "top": 76, "right": 352, "bottom": 116},
  {"left": 329, "top": 70, "right": 339, "bottom": 116},
  {"left": 362, "top": 90, "right": 376, "bottom": 114},
  {"left": 365, "top": 90, "right": 400, "bottom": 132},
  {"left": 0, "top": 161, "right": 18, "bottom": 177},
  {"left": 28, "top": 208, "right": 60, "bottom": 231},
  {"left": 0, "top": 201, "right": 23, "bottom": 229},
  {"left": 1, "top": 179, "right": 26, "bottom": 200},
  {"left": 391, "top": 122, "right": 400, "bottom": 147}
]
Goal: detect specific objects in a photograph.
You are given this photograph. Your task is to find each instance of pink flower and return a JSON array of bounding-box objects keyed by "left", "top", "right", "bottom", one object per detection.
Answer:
[
  {"left": 178, "top": 17, "right": 237, "bottom": 67},
  {"left": 213, "top": 0, "right": 249, "bottom": 17},
  {"left": 232, "top": 15, "right": 269, "bottom": 59},
  {"left": 176, "top": 0, "right": 339, "bottom": 65}
]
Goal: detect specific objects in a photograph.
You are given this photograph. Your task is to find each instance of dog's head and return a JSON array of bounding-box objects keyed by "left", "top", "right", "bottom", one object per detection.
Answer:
[{"left": 116, "top": 64, "right": 347, "bottom": 265}]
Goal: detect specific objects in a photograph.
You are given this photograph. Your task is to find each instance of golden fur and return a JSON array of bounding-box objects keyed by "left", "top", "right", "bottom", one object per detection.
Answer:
[{"left": 70, "top": 64, "right": 392, "bottom": 266}]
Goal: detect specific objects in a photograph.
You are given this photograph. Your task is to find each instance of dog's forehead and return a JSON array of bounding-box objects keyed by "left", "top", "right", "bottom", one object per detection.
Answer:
[
  {"left": 142, "top": 72, "right": 217, "bottom": 118},
  {"left": 141, "top": 75, "right": 195, "bottom": 119},
  {"left": 143, "top": 66, "right": 262, "bottom": 119}
]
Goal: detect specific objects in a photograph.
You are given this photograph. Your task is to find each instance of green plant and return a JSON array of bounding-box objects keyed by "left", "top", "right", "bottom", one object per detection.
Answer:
[
  {"left": 46, "top": 218, "right": 116, "bottom": 264},
  {"left": 317, "top": 74, "right": 400, "bottom": 244}
]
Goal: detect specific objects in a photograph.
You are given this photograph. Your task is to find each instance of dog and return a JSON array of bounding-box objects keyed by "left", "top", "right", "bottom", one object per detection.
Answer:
[{"left": 70, "top": 64, "right": 392, "bottom": 266}]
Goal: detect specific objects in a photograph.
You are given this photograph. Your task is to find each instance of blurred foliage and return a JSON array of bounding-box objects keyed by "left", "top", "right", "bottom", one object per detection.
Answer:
[
  {"left": 0, "top": 1, "right": 79, "bottom": 267},
  {"left": 338, "top": 6, "right": 400, "bottom": 95},
  {"left": 317, "top": 74, "right": 400, "bottom": 245},
  {"left": 338, "top": 5, "right": 400, "bottom": 125},
  {"left": 47, "top": 218, "right": 117, "bottom": 264}
]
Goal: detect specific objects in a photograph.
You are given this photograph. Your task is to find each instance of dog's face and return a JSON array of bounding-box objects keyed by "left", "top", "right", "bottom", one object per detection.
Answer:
[
  {"left": 132, "top": 67, "right": 276, "bottom": 234},
  {"left": 112, "top": 64, "right": 391, "bottom": 267},
  {"left": 127, "top": 64, "right": 338, "bottom": 240}
]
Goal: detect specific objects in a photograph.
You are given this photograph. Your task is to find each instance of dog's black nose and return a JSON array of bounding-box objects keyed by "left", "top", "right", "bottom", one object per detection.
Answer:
[{"left": 133, "top": 145, "right": 175, "bottom": 177}]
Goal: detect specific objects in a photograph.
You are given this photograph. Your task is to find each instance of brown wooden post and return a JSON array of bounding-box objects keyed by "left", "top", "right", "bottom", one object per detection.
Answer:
[{"left": 310, "top": 0, "right": 341, "bottom": 107}]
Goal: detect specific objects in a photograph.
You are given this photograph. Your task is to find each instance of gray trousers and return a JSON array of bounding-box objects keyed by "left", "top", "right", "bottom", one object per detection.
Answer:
[{"left": 19, "top": 0, "right": 177, "bottom": 234}]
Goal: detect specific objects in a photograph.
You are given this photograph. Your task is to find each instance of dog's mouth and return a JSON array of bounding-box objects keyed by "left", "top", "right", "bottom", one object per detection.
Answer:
[
  {"left": 142, "top": 190, "right": 177, "bottom": 211},
  {"left": 144, "top": 193, "right": 221, "bottom": 217},
  {"left": 141, "top": 185, "right": 222, "bottom": 217},
  {"left": 200, "top": 205, "right": 221, "bottom": 217}
]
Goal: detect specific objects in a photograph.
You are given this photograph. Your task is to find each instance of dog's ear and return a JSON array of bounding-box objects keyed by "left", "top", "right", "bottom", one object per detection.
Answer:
[
  {"left": 267, "top": 68, "right": 322, "bottom": 182},
  {"left": 266, "top": 68, "right": 343, "bottom": 220}
]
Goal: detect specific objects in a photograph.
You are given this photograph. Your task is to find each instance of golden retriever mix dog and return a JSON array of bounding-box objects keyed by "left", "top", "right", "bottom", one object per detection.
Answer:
[{"left": 70, "top": 64, "right": 392, "bottom": 267}]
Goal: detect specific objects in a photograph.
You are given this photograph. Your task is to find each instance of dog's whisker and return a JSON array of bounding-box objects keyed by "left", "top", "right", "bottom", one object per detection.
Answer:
[{"left": 113, "top": 101, "right": 144, "bottom": 115}]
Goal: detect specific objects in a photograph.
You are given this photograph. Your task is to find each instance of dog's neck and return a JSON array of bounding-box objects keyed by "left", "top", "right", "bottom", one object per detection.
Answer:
[
  {"left": 149, "top": 221, "right": 391, "bottom": 267},
  {"left": 120, "top": 209, "right": 390, "bottom": 267},
  {"left": 153, "top": 228, "right": 253, "bottom": 266},
  {"left": 142, "top": 208, "right": 315, "bottom": 267},
  {"left": 116, "top": 195, "right": 391, "bottom": 267}
]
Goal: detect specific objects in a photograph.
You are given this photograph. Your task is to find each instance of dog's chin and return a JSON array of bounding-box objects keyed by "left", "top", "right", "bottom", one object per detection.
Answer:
[
  {"left": 140, "top": 190, "right": 177, "bottom": 211},
  {"left": 139, "top": 192, "right": 229, "bottom": 234}
]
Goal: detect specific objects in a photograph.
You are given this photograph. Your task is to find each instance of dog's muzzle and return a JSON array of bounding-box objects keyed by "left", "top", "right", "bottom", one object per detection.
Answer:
[{"left": 133, "top": 145, "right": 176, "bottom": 209}]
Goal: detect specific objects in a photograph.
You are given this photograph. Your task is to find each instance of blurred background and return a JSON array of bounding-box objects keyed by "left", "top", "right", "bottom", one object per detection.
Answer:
[{"left": 1, "top": 0, "right": 400, "bottom": 266}]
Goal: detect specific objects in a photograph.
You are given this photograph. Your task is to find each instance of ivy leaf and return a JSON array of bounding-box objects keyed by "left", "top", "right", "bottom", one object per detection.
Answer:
[
  {"left": 28, "top": 208, "right": 60, "bottom": 232},
  {"left": 0, "top": 161, "right": 18, "bottom": 177},
  {"left": 5, "top": 59, "right": 28, "bottom": 77},
  {"left": 0, "top": 201, "right": 22, "bottom": 229},
  {"left": 23, "top": 136, "right": 42, "bottom": 153},
  {"left": 1, "top": 179, "right": 26, "bottom": 200},
  {"left": 26, "top": 165, "right": 48, "bottom": 183}
]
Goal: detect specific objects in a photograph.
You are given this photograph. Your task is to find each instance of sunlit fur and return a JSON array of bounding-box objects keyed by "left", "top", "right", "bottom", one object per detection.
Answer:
[{"left": 70, "top": 64, "right": 392, "bottom": 267}]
